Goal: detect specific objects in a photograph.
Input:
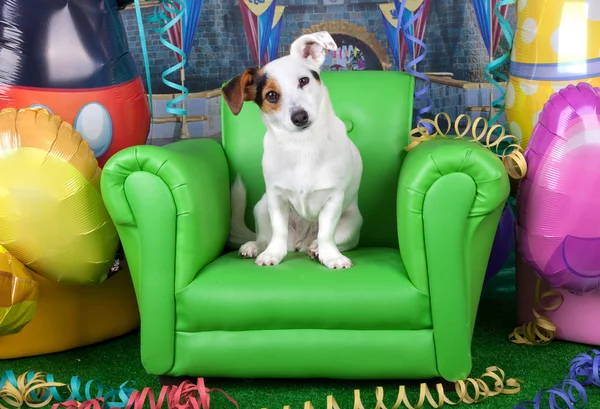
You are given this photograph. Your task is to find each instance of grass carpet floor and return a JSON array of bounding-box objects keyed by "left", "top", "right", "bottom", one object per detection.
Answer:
[{"left": 4, "top": 265, "right": 600, "bottom": 409}]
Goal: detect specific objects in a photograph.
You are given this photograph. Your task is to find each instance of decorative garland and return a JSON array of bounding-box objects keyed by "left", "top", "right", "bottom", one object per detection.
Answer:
[
  {"left": 280, "top": 367, "right": 521, "bottom": 409},
  {"left": 2, "top": 367, "right": 521, "bottom": 409},
  {"left": 515, "top": 349, "right": 600, "bottom": 409},
  {"left": 0, "top": 371, "right": 237, "bottom": 409},
  {"left": 405, "top": 112, "right": 527, "bottom": 180},
  {"left": 509, "top": 278, "right": 564, "bottom": 346}
]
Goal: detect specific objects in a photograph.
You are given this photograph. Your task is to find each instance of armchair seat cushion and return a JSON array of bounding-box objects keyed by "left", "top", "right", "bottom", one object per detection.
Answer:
[{"left": 175, "top": 248, "right": 432, "bottom": 333}]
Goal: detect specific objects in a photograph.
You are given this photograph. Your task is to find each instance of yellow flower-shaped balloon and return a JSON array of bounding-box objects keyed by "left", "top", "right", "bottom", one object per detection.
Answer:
[{"left": 0, "top": 108, "right": 119, "bottom": 285}]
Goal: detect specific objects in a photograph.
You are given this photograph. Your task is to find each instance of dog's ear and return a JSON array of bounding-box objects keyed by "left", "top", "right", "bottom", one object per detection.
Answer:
[
  {"left": 289, "top": 31, "right": 338, "bottom": 71},
  {"left": 222, "top": 69, "right": 257, "bottom": 115}
]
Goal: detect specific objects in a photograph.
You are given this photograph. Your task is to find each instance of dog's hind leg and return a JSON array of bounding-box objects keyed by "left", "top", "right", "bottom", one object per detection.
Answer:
[
  {"left": 239, "top": 195, "right": 271, "bottom": 259},
  {"left": 309, "top": 201, "right": 362, "bottom": 265}
]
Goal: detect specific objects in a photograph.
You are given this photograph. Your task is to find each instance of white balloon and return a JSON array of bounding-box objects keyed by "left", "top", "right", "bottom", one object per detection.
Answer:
[{"left": 74, "top": 102, "right": 113, "bottom": 158}]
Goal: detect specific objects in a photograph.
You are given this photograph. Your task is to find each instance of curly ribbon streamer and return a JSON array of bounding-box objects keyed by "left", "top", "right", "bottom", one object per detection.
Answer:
[
  {"left": 395, "top": 0, "right": 432, "bottom": 132},
  {"left": 147, "top": 0, "right": 189, "bottom": 116},
  {"left": 508, "top": 278, "right": 564, "bottom": 346},
  {"left": 0, "top": 371, "right": 136, "bottom": 409},
  {"left": 133, "top": 0, "right": 155, "bottom": 119},
  {"left": 405, "top": 112, "right": 528, "bottom": 180},
  {"left": 0, "top": 371, "right": 238, "bottom": 409},
  {"left": 267, "top": 367, "right": 521, "bottom": 409},
  {"left": 485, "top": 0, "right": 517, "bottom": 127},
  {"left": 514, "top": 349, "right": 600, "bottom": 409}
]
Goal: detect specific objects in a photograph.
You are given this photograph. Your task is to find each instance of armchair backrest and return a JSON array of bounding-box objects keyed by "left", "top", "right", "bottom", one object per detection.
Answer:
[{"left": 221, "top": 70, "right": 415, "bottom": 248}]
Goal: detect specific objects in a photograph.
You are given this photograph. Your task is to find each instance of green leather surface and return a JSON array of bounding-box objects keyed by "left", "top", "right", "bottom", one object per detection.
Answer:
[
  {"left": 222, "top": 71, "right": 415, "bottom": 248},
  {"left": 398, "top": 137, "right": 509, "bottom": 381},
  {"left": 169, "top": 329, "right": 438, "bottom": 379},
  {"left": 101, "top": 138, "right": 230, "bottom": 374},
  {"left": 175, "top": 248, "right": 431, "bottom": 332},
  {"left": 397, "top": 138, "right": 509, "bottom": 294}
]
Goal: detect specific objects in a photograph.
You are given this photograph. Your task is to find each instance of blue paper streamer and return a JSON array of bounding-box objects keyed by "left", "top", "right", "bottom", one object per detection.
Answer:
[
  {"left": 147, "top": 0, "right": 189, "bottom": 116},
  {"left": 394, "top": 0, "right": 432, "bottom": 132},
  {"left": 182, "top": 0, "right": 204, "bottom": 59},
  {"left": 267, "top": 13, "right": 284, "bottom": 63},
  {"left": 514, "top": 349, "right": 600, "bottom": 409},
  {"left": 258, "top": 1, "right": 277, "bottom": 66},
  {"left": 0, "top": 370, "right": 137, "bottom": 408},
  {"left": 380, "top": 12, "right": 400, "bottom": 69}
]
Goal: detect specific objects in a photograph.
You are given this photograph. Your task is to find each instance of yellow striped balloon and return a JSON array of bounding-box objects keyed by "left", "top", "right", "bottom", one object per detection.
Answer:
[{"left": 505, "top": 0, "right": 600, "bottom": 150}]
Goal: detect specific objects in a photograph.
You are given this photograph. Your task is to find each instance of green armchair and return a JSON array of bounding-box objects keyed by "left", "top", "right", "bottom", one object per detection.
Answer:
[{"left": 101, "top": 71, "right": 509, "bottom": 382}]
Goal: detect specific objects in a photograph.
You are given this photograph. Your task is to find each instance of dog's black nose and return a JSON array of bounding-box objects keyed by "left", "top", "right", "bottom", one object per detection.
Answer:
[{"left": 291, "top": 110, "right": 309, "bottom": 127}]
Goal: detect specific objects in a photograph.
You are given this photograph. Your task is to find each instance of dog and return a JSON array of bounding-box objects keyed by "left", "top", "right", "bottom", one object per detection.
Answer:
[{"left": 221, "top": 31, "right": 363, "bottom": 269}]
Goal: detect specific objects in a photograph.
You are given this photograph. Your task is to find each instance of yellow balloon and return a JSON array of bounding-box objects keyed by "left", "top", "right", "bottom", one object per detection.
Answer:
[
  {"left": 0, "top": 107, "right": 119, "bottom": 285},
  {"left": 505, "top": 0, "right": 600, "bottom": 150},
  {"left": 0, "top": 245, "right": 39, "bottom": 336}
]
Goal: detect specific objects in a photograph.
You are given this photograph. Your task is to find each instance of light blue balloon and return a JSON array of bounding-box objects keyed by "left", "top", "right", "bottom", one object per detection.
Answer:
[{"left": 74, "top": 102, "right": 113, "bottom": 158}]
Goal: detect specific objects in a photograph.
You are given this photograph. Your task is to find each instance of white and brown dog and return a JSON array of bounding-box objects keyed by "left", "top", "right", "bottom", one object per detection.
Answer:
[{"left": 222, "top": 31, "right": 363, "bottom": 269}]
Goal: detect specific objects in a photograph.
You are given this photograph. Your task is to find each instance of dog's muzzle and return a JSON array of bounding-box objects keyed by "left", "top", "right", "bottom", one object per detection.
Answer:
[{"left": 291, "top": 109, "right": 309, "bottom": 129}]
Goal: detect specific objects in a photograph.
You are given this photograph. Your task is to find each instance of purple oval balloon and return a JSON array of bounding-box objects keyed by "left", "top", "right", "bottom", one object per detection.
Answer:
[
  {"left": 516, "top": 82, "right": 600, "bottom": 294},
  {"left": 485, "top": 202, "right": 515, "bottom": 282}
]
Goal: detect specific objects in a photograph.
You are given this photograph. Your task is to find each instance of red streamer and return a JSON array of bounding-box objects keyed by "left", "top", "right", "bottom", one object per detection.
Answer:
[
  {"left": 238, "top": 0, "right": 260, "bottom": 66},
  {"left": 50, "top": 378, "right": 238, "bottom": 409}
]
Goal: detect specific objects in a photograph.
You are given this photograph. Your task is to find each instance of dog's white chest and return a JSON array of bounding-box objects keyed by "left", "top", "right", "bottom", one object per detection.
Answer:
[{"left": 285, "top": 188, "right": 331, "bottom": 222}]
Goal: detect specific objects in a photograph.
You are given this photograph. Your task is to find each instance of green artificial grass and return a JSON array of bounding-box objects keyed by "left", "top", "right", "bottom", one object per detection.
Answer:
[{"left": 4, "top": 263, "right": 600, "bottom": 409}]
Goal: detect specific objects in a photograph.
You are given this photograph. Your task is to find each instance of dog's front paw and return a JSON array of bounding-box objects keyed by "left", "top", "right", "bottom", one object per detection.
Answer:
[
  {"left": 318, "top": 247, "right": 353, "bottom": 269},
  {"left": 239, "top": 241, "right": 259, "bottom": 259},
  {"left": 321, "top": 254, "right": 353, "bottom": 269},
  {"left": 255, "top": 251, "right": 286, "bottom": 266}
]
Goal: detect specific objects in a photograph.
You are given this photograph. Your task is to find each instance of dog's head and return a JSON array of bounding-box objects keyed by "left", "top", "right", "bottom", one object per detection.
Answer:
[{"left": 222, "top": 31, "right": 338, "bottom": 133}]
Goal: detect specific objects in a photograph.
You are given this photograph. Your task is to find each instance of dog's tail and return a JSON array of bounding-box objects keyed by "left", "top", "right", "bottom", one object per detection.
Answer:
[{"left": 227, "top": 175, "right": 256, "bottom": 248}]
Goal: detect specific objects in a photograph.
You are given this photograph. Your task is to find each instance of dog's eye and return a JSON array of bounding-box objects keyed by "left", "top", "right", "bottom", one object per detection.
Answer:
[
  {"left": 299, "top": 77, "right": 310, "bottom": 87},
  {"left": 265, "top": 91, "right": 279, "bottom": 103}
]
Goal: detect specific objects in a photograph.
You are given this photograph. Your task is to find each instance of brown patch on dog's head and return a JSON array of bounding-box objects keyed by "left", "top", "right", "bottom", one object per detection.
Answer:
[
  {"left": 258, "top": 77, "right": 283, "bottom": 115},
  {"left": 222, "top": 68, "right": 259, "bottom": 115}
]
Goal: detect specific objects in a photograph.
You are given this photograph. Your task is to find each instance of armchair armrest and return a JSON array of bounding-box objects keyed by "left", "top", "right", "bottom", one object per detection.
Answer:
[
  {"left": 397, "top": 137, "right": 510, "bottom": 381},
  {"left": 100, "top": 138, "right": 230, "bottom": 374}
]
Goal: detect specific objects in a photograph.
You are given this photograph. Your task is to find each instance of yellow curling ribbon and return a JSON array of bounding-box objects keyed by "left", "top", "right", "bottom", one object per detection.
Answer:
[
  {"left": 0, "top": 372, "right": 64, "bottom": 409},
  {"left": 268, "top": 367, "right": 522, "bottom": 409},
  {"left": 509, "top": 278, "right": 564, "bottom": 346},
  {"left": 405, "top": 113, "right": 527, "bottom": 180}
]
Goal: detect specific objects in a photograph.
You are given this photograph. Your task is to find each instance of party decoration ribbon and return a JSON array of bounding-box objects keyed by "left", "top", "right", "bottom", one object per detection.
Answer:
[
  {"left": 514, "top": 349, "right": 600, "bottom": 409},
  {"left": 133, "top": 0, "right": 156, "bottom": 119},
  {"left": 485, "top": 0, "right": 517, "bottom": 127},
  {"left": 394, "top": 0, "right": 432, "bottom": 131},
  {"left": 509, "top": 278, "right": 563, "bottom": 346},
  {"left": 379, "top": 3, "right": 400, "bottom": 69},
  {"left": 0, "top": 371, "right": 238, "bottom": 409},
  {"left": 239, "top": 0, "right": 278, "bottom": 67},
  {"left": 264, "top": 366, "right": 521, "bottom": 409},
  {"left": 405, "top": 112, "right": 527, "bottom": 180},
  {"left": 267, "top": 6, "right": 285, "bottom": 63},
  {"left": 147, "top": 0, "right": 189, "bottom": 116}
]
